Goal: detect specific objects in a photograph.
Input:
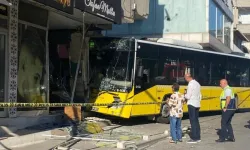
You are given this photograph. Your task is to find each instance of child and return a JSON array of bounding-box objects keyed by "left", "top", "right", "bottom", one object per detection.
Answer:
[{"left": 167, "top": 83, "right": 185, "bottom": 143}]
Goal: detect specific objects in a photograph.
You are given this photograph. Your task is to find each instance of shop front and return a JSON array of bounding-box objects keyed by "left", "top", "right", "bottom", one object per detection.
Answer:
[
  {"left": 0, "top": 0, "right": 121, "bottom": 118},
  {"left": 0, "top": 3, "right": 8, "bottom": 117}
]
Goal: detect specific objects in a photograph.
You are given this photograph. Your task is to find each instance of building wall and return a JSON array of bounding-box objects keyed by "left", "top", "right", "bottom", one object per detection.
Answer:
[
  {"left": 235, "top": 0, "right": 250, "bottom": 7},
  {"left": 104, "top": 0, "right": 207, "bottom": 37},
  {"left": 238, "top": 9, "right": 250, "bottom": 24},
  {"left": 209, "top": 0, "right": 234, "bottom": 49}
]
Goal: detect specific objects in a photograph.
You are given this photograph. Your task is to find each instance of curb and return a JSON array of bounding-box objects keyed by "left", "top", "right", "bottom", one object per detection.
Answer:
[
  {"left": 0, "top": 130, "right": 52, "bottom": 149},
  {"left": 134, "top": 134, "right": 168, "bottom": 149},
  {"left": 118, "top": 130, "right": 169, "bottom": 150}
]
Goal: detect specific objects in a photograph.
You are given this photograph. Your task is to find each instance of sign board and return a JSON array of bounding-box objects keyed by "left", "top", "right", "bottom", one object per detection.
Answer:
[
  {"left": 34, "top": 0, "right": 74, "bottom": 14},
  {"left": 75, "top": 0, "right": 121, "bottom": 24},
  {"left": 0, "top": 4, "right": 7, "bottom": 16}
]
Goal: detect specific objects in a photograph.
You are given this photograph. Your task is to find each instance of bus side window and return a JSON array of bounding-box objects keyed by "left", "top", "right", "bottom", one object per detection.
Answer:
[
  {"left": 227, "top": 57, "right": 250, "bottom": 87},
  {"left": 179, "top": 50, "right": 195, "bottom": 85}
]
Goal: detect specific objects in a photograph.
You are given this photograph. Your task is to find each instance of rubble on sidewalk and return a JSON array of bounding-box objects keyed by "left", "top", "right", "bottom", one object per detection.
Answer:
[{"left": 47, "top": 117, "right": 145, "bottom": 149}]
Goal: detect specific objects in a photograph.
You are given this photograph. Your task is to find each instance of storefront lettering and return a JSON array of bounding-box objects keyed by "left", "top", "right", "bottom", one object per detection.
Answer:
[
  {"left": 84, "top": 0, "right": 116, "bottom": 17},
  {"left": 54, "top": 0, "right": 71, "bottom": 7}
]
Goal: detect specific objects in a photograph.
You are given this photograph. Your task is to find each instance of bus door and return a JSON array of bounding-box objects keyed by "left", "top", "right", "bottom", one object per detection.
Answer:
[{"left": 132, "top": 57, "right": 159, "bottom": 116}]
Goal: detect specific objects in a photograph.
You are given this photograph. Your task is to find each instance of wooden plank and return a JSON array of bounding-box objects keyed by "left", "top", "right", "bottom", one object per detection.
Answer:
[{"left": 64, "top": 106, "right": 82, "bottom": 121}]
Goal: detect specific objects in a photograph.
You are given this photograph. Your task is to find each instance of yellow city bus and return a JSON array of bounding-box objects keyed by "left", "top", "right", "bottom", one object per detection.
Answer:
[{"left": 89, "top": 38, "right": 250, "bottom": 123}]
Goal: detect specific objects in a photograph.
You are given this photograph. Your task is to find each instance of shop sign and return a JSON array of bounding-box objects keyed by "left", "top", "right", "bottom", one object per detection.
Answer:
[
  {"left": 34, "top": 0, "right": 74, "bottom": 14},
  {"left": 75, "top": 0, "right": 121, "bottom": 24},
  {"left": 0, "top": 4, "right": 7, "bottom": 16}
]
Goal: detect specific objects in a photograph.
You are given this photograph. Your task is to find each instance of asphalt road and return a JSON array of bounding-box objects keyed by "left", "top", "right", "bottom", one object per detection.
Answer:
[
  {"left": 13, "top": 111, "right": 250, "bottom": 150},
  {"left": 146, "top": 111, "right": 250, "bottom": 150}
]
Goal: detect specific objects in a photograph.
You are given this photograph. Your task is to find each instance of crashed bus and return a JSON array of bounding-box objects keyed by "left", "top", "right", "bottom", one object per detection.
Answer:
[{"left": 88, "top": 38, "right": 250, "bottom": 123}]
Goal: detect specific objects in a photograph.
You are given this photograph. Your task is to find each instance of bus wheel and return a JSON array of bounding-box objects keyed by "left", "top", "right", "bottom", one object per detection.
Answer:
[
  {"left": 156, "top": 116, "right": 170, "bottom": 124},
  {"left": 156, "top": 104, "right": 170, "bottom": 124}
]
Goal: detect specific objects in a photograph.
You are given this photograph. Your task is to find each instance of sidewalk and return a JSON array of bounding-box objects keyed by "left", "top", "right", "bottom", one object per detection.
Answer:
[
  {"left": 0, "top": 116, "right": 170, "bottom": 150},
  {"left": 0, "top": 116, "right": 117, "bottom": 149}
]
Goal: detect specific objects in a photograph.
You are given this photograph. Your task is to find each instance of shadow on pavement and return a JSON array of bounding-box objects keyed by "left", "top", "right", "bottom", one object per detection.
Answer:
[
  {"left": 244, "top": 120, "right": 250, "bottom": 129},
  {"left": 215, "top": 128, "right": 221, "bottom": 136}
]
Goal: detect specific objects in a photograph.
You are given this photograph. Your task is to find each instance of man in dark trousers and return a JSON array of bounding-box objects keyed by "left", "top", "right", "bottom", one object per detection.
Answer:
[
  {"left": 216, "top": 79, "right": 236, "bottom": 142},
  {"left": 184, "top": 73, "right": 202, "bottom": 143}
]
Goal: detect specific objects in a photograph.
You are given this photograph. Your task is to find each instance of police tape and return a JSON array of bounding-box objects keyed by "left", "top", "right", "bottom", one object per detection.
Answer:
[{"left": 0, "top": 102, "right": 165, "bottom": 108}]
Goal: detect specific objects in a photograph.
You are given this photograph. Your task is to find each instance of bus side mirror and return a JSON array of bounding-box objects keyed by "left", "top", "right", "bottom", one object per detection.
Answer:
[{"left": 137, "top": 66, "right": 144, "bottom": 77}]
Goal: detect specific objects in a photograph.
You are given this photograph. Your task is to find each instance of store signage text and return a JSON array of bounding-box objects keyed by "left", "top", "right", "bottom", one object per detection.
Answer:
[
  {"left": 55, "top": 0, "right": 71, "bottom": 7},
  {"left": 84, "top": 0, "right": 115, "bottom": 17},
  {"left": 75, "top": 0, "right": 121, "bottom": 24},
  {"left": 34, "top": 0, "right": 73, "bottom": 14}
]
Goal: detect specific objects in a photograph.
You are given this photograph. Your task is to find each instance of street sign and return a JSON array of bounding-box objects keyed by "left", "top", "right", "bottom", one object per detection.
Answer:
[{"left": 75, "top": 0, "right": 121, "bottom": 24}]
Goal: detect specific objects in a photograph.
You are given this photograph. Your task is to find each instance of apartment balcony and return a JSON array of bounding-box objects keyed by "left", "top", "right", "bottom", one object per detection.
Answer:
[
  {"left": 237, "top": 24, "right": 250, "bottom": 34},
  {"left": 235, "top": 0, "right": 250, "bottom": 8}
]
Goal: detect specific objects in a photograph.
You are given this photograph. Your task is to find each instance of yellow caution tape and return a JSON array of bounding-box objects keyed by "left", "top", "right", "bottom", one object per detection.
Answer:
[{"left": 0, "top": 102, "right": 164, "bottom": 108}]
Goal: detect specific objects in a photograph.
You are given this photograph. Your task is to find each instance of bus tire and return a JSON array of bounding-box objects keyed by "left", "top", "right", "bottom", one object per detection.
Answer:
[
  {"left": 155, "top": 93, "right": 171, "bottom": 124},
  {"left": 156, "top": 116, "right": 170, "bottom": 124}
]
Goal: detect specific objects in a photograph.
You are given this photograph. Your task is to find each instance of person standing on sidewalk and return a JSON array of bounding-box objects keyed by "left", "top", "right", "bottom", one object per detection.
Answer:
[
  {"left": 184, "top": 73, "right": 202, "bottom": 143},
  {"left": 216, "top": 79, "right": 236, "bottom": 142},
  {"left": 166, "top": 83, "right": 185, "bottom": 144}
]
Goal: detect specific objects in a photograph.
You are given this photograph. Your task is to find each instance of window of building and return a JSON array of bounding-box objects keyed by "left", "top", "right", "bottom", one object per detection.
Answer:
[
  {"left": 217, "top": 9, "right": 223, "bottom": 43},
  {"left": 17, "top": 24, "right": 47, "bottom": 105},
  {"left": 209, "top": 0, "right": 232, "bottom": 48},
  {"left": 209, "top": 0, "right": 216, "bottom": 37},
  {"left": 224, "top": 16, "right": 231, "bottom": 47}
]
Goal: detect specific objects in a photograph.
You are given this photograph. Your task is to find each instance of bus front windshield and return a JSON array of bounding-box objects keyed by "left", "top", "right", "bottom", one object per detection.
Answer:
[{"left": 99, "top": 39, "right": 134, "bottom": 93}]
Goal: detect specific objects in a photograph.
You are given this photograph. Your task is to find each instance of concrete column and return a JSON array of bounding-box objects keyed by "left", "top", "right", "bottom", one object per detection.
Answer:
[
  {"left": 8, "top": 0, "right": 19, "bottom": 118},
  {"left": 233, "top": 7, "right": 239, "bottom": 28}
]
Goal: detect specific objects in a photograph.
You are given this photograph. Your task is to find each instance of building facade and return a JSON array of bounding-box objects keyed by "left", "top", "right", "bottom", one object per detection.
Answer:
[
  {"left": 233, "top": 0, "right": 250, "bottom": 53},
  {"left": 104, "top": 0, "right": 239, "bottom": 53},
  {"left": 0, "top": 0, "right": 122, "bottom": 118}
]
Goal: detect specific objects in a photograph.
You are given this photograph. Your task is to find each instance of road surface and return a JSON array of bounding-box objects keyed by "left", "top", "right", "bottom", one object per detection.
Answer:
[{"left": 13, "top": 111, "right": 250, "bottom": 150}]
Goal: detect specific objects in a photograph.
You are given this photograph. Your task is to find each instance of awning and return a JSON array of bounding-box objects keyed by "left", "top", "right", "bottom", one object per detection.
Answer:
[
  {"left": 156, "top": 38, "right": 203, "bottom": 49},
  {"left": 75, "top": 0, "right": 122, "bottom": 24}
]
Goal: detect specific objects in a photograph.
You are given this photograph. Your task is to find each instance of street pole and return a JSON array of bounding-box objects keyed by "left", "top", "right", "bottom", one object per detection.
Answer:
[{"left": 70, "top": 12, "right": 85, "bottom": 103}]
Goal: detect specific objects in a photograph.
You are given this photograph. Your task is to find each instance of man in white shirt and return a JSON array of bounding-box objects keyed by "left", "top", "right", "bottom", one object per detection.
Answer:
[{"left": 184, "top": 73, "right": 201, "bottom": 143}]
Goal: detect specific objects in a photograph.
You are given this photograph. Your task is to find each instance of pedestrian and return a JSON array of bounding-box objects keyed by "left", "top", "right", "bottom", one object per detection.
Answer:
[
  {"left": 166, "top": 83, "right": 185, "bottom": 144},
  {"left": 184, "top": 73, "right": 202, "bottom": 143},
  {"left": 215, "top": 79, "right": 236, "bottom": 142}
]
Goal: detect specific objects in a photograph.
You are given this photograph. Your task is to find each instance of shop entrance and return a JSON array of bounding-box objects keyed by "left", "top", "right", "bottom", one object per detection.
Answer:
[{"left": 0, "top": 31, "right": 7, "bottom": 117}]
